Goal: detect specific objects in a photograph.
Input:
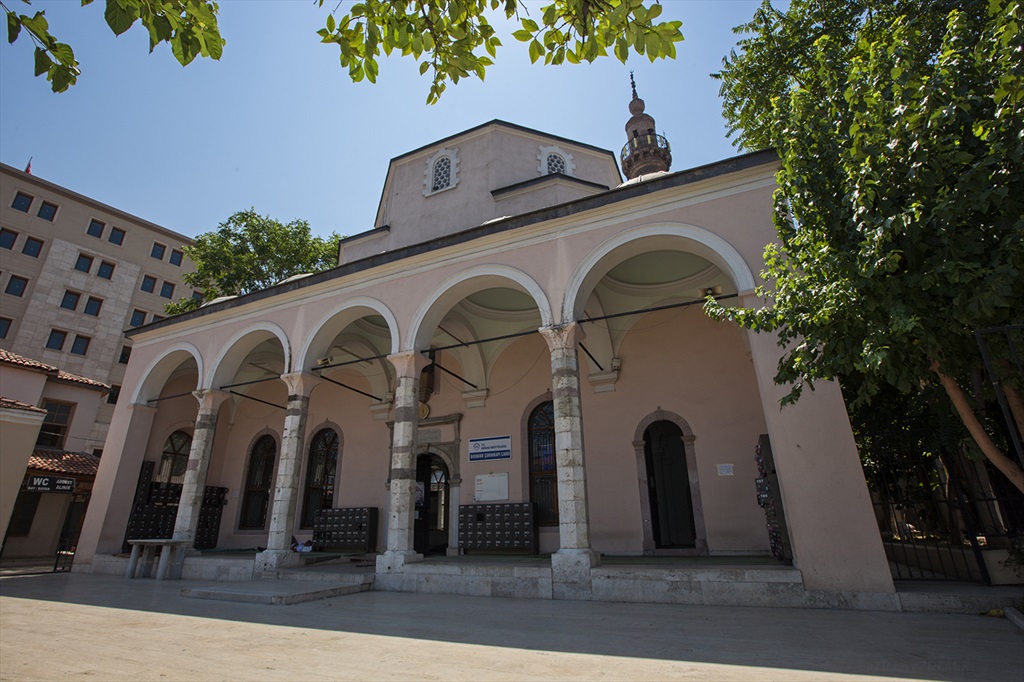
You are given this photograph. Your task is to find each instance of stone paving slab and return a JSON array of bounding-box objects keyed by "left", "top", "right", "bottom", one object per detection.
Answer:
[{"left": 1, "top": 571, "right": 1022, "bottom": 681}]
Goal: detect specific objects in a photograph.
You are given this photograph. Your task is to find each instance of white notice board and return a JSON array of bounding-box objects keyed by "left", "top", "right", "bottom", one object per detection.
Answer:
[
  {"left": 469, "top": 435, "right": 512, "bottom": 462},
  {"left": 475, "top": 473, "right": 509, "bottom": 502}
]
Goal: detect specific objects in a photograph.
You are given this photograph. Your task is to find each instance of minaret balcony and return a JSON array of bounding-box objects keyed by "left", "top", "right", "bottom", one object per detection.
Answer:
[{"left": 620, "top": 134, "right": 671, "bottom": 161}]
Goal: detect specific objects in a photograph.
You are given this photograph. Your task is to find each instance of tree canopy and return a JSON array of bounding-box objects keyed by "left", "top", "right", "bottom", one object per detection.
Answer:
[
  {"left": 164, "top": 209, "right": 340, "bottom": 315},
  {"left": 707, "top": 0, "right": 1024, "bottom": 490},
  {"left": 4, "top": 0, "right": 683, "bottom": 101}
]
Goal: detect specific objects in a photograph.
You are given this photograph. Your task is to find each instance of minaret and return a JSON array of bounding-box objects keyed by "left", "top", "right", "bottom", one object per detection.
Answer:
[{"left": 620, "top": 73, "right": 672, "bottom": 179}]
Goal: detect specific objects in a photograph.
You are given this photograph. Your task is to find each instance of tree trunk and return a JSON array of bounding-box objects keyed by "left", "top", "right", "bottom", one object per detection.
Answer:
[
  {"left": 931, "top": 361, "right": 1024, "bottom": 494},
  {"left": 1003, "top": 383, "right": 1024, "bottom": 438}
]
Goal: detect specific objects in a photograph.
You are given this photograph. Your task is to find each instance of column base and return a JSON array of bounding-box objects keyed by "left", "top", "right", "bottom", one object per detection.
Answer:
[
  {"left": 375, "top": 550, "right": 423, "bottom": 573},
  {"left": 551, "top": 548, "right": 600, "bottom": 601},
  {"left": 255, "top": 549, "right": 304, "bottom": 573}
]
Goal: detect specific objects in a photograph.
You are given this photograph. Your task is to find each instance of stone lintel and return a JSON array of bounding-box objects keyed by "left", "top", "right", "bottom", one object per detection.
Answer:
[
  {"left": 587, "top": 369, "right": 619, "bottom": 393},
  {"left": 369, "top": 402, "right": 391, "bottom": 421},
  {"left": 461, "top": 388, "right": 488, "bottom": 409}
]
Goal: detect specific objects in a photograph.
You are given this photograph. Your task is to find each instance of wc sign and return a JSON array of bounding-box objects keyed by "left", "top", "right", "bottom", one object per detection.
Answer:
[{"left": 24, "top": 475, "right": 75, "bottom": 493}]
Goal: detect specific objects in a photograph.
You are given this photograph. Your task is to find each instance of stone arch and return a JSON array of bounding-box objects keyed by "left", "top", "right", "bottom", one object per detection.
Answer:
[
  {"left": 298, "top": 297, "right": 401, "bottom": 371},
  {"left": 562, "top": 223, "right": 757, "bottom": 323},
  {"left": 632, "top": 408, "right": 707, "bottom": 554},
  {"left": 131, "top": 342, "right": 203, "bottom": 404},
  {"left": 407, "top": 265, "right": 553, "bottom": 352},
  {"left": 207, "top": 322, "right": 290, "bottom": 390}
]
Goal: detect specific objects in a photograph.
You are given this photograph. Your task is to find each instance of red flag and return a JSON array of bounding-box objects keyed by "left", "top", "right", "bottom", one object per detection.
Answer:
[{"left": 24, "top": 157, "right": 32, "bottom": 175}]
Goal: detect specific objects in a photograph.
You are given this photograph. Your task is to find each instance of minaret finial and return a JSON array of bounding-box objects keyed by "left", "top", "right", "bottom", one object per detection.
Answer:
[{"left": 630, "top": 71, "right": 638, "bottom": 100}]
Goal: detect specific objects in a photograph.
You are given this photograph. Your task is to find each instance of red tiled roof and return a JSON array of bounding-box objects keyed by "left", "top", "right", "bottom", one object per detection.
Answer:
[
  {"left": 0, "top": 348, "right": 109, "bottom": 392},
  {"left": 0, "top": 396, "right": 47, "bottom": 413},
  {"left": 0, "top": 348, "right": 52, "bottom": 371},
  {"left": 27, "top": 449, "right": 100, "bottom": 477}
]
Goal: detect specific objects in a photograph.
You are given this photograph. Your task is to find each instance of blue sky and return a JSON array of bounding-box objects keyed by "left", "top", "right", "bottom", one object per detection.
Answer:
[{"left": 0, "top": 1, "right": 762, "bottom": 240}]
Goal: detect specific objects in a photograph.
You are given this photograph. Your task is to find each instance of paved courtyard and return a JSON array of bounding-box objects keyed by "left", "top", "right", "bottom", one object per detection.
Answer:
[{"left": 0, "top": 571, "right": 1021, "bottom": 681}]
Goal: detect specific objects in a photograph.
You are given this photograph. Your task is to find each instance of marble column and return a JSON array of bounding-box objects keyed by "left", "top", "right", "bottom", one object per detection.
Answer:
[
  {"left": 376, "top": 351, "right": 430, "bottom": 573},
  {"left": 539, "top": 323, "right": 599, "bottom": 600},
  {"left": 256, "top": 371, "right": 321, "bottom": 573},
  {"left": 446, "top": 475, "right": 462, "bottom": 556},
  {"left": 169, "top": 389, "right": 230, "bottom": 576}
]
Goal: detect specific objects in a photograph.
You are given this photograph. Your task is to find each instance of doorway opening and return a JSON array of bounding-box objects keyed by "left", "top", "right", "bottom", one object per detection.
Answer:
[
  {"left": 644, "top": 420, "right": 697, "bottom": 548},
  {"left": 414, "top": 453, "right": 450, "bottom": 555}
]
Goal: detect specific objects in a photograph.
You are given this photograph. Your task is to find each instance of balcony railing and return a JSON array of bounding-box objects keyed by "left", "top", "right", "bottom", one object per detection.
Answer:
[{"left": 621, "top": 134, "right": 671, "bottom": 161}]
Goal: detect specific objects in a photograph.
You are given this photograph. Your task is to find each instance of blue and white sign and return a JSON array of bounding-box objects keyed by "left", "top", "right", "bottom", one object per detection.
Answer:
[{"left": 469, "top": 435, "right": 512, "bottom": 462}]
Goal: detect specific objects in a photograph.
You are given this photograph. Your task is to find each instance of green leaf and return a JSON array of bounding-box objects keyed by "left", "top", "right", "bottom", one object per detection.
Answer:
[
  {"left": 528, "top": 38, "right": 542, "bottom": 63},
  {"left": 33, "top": 47, "right": 51, "bottom": 77},
  {"left": 7, "top": 12, "right": 21, "bottom": 44},
  {"left": 104, "top": 0, "right": 138, "bottom": 36},
  {"left": 511, "top": 29, "right": 533, "bottom": 42}
]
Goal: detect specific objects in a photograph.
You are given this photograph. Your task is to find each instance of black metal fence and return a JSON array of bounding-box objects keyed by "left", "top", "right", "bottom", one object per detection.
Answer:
[{"left": 868, "top": 447, "right": 1023, "bottom": 583}]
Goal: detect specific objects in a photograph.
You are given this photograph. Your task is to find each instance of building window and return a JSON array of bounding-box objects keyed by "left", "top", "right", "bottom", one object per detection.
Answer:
[
  {"left": 92, "top": 448, "right": 103, "bottom": 459},
  {"left": 537, "top": 145, "right": 576, "bottom": 177},
  {"left": 46, "top": 329, "right": 67, "bottom": 350},
  {"left": 0, "top": 317, "right": 11, "bottom": 339},
  {"left": 109, "top": 227, "right": 126, "bottom": 245},
  {"left": 97, "top": 261, "right": 115, "bottom": 279},
  {"left": 60, "top": 290, "right": 81, "bottom": 311},
  {"left": 192, "top": 291, "right": 203, "bottom": 302},
  {"left": 22, "top": 236, "right": 43, "bottom": 257},
  {"left": 84, "top": 296, "right": 103, "bottom": 316},
  {"left": 159, "top": 281, "right": 175, "bottom": 299},
  {"left": 119, "top": 345, "right": 132, "bottom": 364},
  {"left": 169, "top": 249, "right": 183, "bottom": 266},
  {"left": 129, "top": 309, "right": 147, "bottom": 327},
  {"left": 431, "top": 156, "right": 451, "bottom": 191},
  {"left": 300, "top": 428, "right": 339, "bottom": 528},
  {"left": 151, "top": 242, "right": 166, "bottom": 260},
  {"left": 156, "top": 430, "right": 192, "bottom": 484},
  {"left": 107, "top": 384, "right": 121, "bottom": 404},
  {"left": 36, "top": 400, "right": 74, "bottom": 448},
  {"left": 140, "top": 275, "right": 156, "bottom": 293},
  {"left": 546, "top": 153, "right": 566, "bottom": 174},
  {"left": 240, "top": 434, "right": 276, "bottom": 529},
  {"left": 0, "top": 227, "right": 17, "bottom": 249},
  {"left": 528, "top": 400, "right": 558, "bottom": 526},
  {"left": 70, "top": 335, "right": 91, "bottom": 355},
  {"left": 74, "top": 254, "right": 93, "bottom": 273},
  {"left": 37, "top": 201, "right": 57, "bottom": 221},
  {"left": 7, "top": 492, "right": 40, "bottom": 536},
  {"left": 151, "top": 314, "right": 165, "bottom": 323},
  {"left": 86, "top": 219, "right": 105, "bottom": 238},
  {"left": 423, "top": 148, "right": 460, "bottom": 196},
  {"left": 4, "top": 275, "right": 28, "bottom": 297},
  {"left": 11, "top": 192, "right": 32, "bottom": 212}
]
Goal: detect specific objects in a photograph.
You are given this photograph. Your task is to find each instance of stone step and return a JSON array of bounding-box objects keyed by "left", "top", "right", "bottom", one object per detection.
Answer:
[
  {"left": 181, "top": 578, "right": 371, "bottom": 605},
  {"left": 270, "top": 565, "right": 376, "bottom": 584},
  {"left": 895, "top": 582, "right": 1024, "bottom": 615}
]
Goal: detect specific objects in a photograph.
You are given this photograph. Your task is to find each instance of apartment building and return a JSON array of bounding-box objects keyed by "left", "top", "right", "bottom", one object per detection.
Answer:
[{"left": 0, "top": 163, "right": 196, "bottom": 454}]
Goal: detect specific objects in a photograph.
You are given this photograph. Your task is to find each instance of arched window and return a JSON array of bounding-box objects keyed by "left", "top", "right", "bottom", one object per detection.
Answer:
[
  {"left": 300, "top": 428, "right": 339, "bottom": 528},
  {"left": 431, "top": 156, "right": 452, "bottom": 191},
  {"left": 239, "top": 434, "right": 276, "bottom": 530},
  {"left": 156, "top": 430, "right": 192, "bottom": 484},
  {"left": 528, "top": 401, "right": 558, "bottom": 525},
  {"left": 546, "top": 153, "right": 566, "bottom": 175},
  {"left": 423, "top": 148, "right": 459, "bottom": 196}
]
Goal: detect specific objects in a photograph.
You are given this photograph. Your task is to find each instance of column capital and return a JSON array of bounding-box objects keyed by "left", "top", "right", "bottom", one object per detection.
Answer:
[
  {"left": 539, "top": 322, "right": 586, "bottom": 352},
  {"left": 387, "top": 351, "right": 431, "bottom": 378},
  {"left": 192, "top": 388, "right": 231, "bottom": 412},
  {"left": 280, "top": 371, "right": 321, "bottom": 398}
]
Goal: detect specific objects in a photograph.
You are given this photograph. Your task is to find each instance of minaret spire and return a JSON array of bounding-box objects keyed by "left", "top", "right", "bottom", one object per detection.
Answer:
[{"left": 620, "top": 74, "right": 671, "bottom": 180}]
